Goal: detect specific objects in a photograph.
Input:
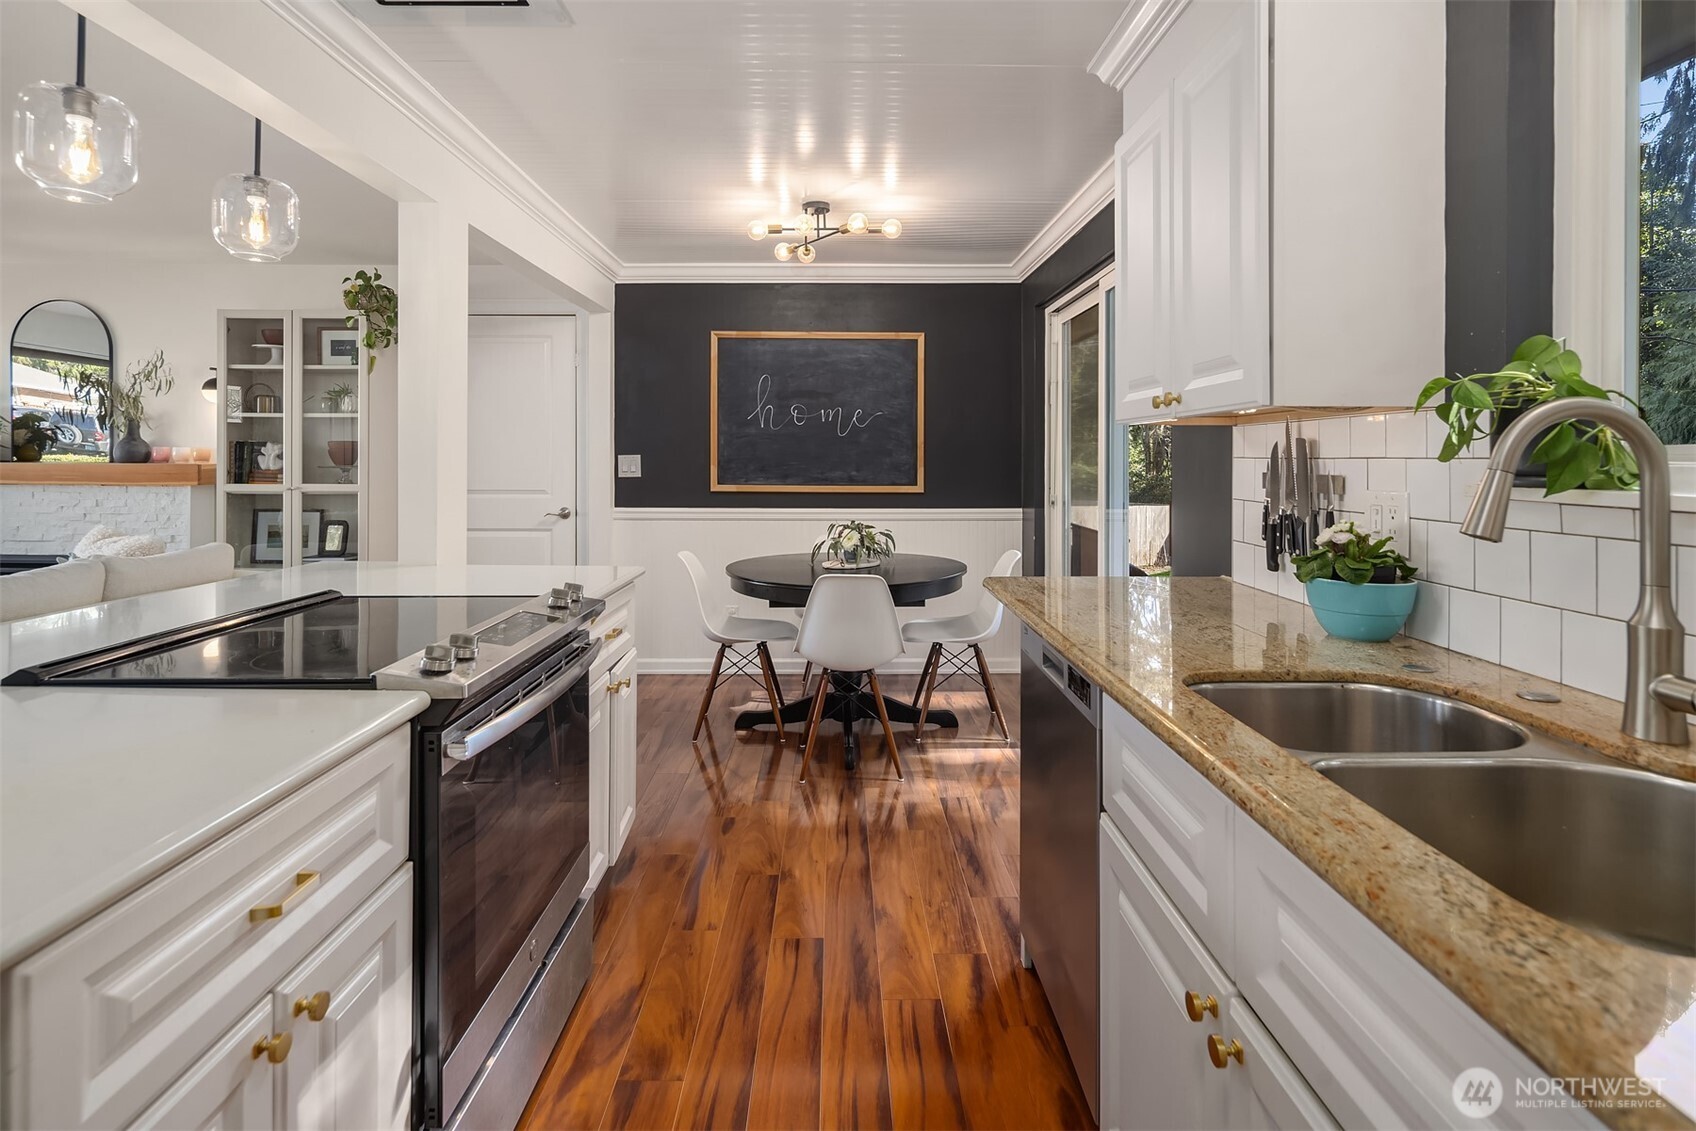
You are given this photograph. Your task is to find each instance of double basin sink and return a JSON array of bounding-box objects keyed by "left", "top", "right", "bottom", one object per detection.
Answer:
[{"left": 1188, "top": 681, "right": 1695, "bottom": 957}]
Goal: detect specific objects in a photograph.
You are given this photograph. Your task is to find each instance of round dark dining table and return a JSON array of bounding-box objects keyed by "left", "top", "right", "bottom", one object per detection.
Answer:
[{"left": 725, "top": 552, "right": 969, "bottom": 769}]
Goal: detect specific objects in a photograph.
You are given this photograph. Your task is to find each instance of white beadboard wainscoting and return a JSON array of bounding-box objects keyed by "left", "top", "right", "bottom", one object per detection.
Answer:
[
  {"left": 611, "top": 508, "right": 1024, "bottom": 674},
  {"left": 1229, "top": 410, "right": 1696, "bottom": 702}
]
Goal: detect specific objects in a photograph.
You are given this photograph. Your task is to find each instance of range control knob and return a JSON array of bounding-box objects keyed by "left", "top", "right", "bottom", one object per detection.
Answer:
[
  {"left": 547, "top": 586, "right": 582, "bottom": 609},
  {"left": 448, "top": 633, "right": 479, "bottom": 661},
  {"left": 419, "top": 643, "right": 456, "bottom": 675}
]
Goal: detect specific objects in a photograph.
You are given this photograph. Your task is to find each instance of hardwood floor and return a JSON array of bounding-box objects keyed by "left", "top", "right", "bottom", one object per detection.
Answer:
[{"left": 520, "top": 671, "right": 1094, "bottom": 1131}]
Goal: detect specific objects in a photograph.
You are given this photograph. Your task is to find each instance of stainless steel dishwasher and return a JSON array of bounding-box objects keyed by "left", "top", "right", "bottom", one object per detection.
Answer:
[{"left": 1018, "top": 625, "right": 1100, "bottom": 1119}]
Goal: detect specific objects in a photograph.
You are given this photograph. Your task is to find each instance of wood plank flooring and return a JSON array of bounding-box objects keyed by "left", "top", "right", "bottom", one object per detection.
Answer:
[{"left": 520, "top": 672, "right": 1094, "bottom": 1131}]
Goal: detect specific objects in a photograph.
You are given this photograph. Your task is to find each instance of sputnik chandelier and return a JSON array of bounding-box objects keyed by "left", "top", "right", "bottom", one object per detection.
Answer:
[{"left": 746, "top": 199, "right": 902, "bottom": 264}]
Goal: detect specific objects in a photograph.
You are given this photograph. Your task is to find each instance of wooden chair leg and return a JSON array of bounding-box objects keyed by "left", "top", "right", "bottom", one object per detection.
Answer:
[
  {"left": 798, "top": 670, "right": 831, "bottom": 783},
  {"left": 973, "top": 644, "right": 1010, "bottom": 741},
  {"left": 910, "top": 643, "right": 939, "bottom": 716},
  {"left": 755, "top": 642, "right": 785, "bottom": 749},
  {"left": 916, "top": 644, "right": 942, "bottom": 738},
  {"left": 693, "top": 643, "right": 726, "bottom": 740},
  {"left": 798, "top": 661, "right": 814, "bottom": 701},
  {"left": 866, "top": 670, "right": 905, "bottom": 780}
]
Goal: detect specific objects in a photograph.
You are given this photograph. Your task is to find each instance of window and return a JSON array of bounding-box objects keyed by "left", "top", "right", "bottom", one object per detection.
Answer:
[{"left": 1637, "top": 6, "right": 1696, "bottom": 446}]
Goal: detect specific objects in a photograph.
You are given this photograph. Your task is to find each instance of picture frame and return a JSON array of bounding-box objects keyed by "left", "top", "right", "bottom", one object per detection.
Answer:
[
  {"left": 319, "top": 329, "right": 359, "bottom": 366},
  {"left": 300, "top": 509, "right": 324, "bottom": 559},
  {"left": 319, "top": 519, "right": 351, "bottom": 558},
  {"left": 250, "top": 509, "right": 286, "bottom": 563}
]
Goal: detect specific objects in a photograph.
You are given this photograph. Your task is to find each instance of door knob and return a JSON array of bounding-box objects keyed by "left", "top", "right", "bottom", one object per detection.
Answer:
[{"left": 543, "top": 507, "right": 573, "bottom": 520}]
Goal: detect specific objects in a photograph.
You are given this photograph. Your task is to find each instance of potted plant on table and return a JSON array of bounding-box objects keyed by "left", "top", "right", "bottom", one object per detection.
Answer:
[
  {"left": 9, "top": 413, "right": 68, "bottom": 462},
  {"left": 811, "top": 520, "right": 896, "bottom": 568},
  {"left": 1291, "top": 520, "right": 1420, "bottom": 642}
]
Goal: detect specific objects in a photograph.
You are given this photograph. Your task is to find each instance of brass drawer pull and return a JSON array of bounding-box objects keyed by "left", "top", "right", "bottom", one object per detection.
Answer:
[
  {"left": 252, "top": 1032, "right": 293, "bottom": 1064},
  {"left": 294, "top": 991, "right": 331, "bottom": 1022},
  {"left": 248, "top": 870, "right": 321, "bottom": 923},
  {"left": 607, "top": 678, "right": 631, "bottom": 693},
  {"left": 1184, "top": 991, "right": 1218, "bottom": 1022},
  {"left": 604, "top": 626, "right": 625, "bottom": 641},
  {"left": 1207, "top": 1035, "right": 1243, "bottom": 1068}
]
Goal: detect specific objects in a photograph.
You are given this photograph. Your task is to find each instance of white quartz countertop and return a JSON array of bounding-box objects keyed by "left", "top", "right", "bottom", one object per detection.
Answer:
[
  {"left": 0, "top": 561, "right": 642, "bottom": 967},
  {"left": 0, "top": 687, "right": 429, "bottom": 967}
]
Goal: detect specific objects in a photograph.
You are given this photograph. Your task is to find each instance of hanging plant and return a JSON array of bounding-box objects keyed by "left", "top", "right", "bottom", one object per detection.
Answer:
[{"left": 342, "top": 268, "right": 397, "bottom": 375}]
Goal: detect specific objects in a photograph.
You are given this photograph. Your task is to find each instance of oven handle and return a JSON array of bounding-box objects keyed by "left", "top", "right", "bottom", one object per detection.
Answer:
[{"left": 444, "top": 639, "right": 602, "bottom": 762}]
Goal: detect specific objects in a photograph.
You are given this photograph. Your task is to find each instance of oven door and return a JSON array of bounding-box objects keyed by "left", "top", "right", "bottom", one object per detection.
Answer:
[{"left": 424, "top": 635, "right": 598, "bottom": 1123}]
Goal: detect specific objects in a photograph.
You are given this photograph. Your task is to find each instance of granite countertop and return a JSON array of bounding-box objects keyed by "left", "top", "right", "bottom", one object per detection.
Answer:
[{"left": 988, "top": 575, "right": 1696, "bottom": 1130}]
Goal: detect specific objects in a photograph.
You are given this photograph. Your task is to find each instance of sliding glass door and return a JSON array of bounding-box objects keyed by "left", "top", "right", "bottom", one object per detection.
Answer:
[{"left": 1047, "top": 269, "right": 1114, "bottom": 575}]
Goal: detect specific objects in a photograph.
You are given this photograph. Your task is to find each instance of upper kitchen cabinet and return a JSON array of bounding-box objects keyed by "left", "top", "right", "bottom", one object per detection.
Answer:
[{"left": 1095, "top": 0, "right": 1444, "bottom": 423}]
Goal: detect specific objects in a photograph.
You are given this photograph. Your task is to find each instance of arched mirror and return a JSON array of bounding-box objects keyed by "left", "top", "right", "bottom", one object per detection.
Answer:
[{"left": 9, "top": 300, "right": 114, "bottom": 461}]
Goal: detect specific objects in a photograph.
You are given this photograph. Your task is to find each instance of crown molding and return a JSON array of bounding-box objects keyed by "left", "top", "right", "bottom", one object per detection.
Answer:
[
  {"left": 1011, "top": 160, "right": 1114, "bottom": 281},
  {"left": 614, "top": 262, "right": 1020, "bottom": 284},
  {"left": 263, "top": 0, "right": 621, "bottom": 283},
  {"left": 1089, "top": 0, "right": 1191, "bottom": 90}
]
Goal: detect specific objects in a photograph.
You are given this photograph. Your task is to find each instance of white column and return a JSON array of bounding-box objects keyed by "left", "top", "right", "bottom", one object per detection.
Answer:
[
  {"left": 579, "top": 310, "right": 615, "bottom": 563},
  {"left": 396, "top": 203, "right": 470, "bottom": 565}
]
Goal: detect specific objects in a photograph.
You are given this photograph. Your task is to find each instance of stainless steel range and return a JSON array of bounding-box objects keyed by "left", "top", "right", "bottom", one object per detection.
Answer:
[{"left": 6, "top": 585, "right": 605, "bottom": 1130}]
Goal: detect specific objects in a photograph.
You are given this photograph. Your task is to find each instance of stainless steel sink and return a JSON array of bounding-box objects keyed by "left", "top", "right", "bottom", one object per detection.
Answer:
[
  {"left": 1188, "top": 681, "right": 1528, "bottom": 754},
  {"left": 1317, "top": 759, "right": 1695, "bottom": 956},
  {"left": 1186, "top": 679, "right": 1696, "bottom": 956}
]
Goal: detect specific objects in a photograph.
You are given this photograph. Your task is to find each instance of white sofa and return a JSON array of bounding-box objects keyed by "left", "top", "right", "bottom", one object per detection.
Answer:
[{"left": 0, "top": 544, "right": 237, "bottom": 622}]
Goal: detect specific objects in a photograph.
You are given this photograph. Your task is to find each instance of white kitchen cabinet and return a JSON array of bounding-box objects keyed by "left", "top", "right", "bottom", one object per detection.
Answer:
[
  {"left": 607, "top": 649, "right": 639, "bottom": 865},
  {"left": 1223, "top": 999, "right": 1338, "bottom": 1131},
  {"left": 126, "top": 1001, "right": 276, "bottom": 1131},
  {"left": 1099, "top": 0, "right": 1442, "bottom": 420},
  {"left": 588, "top": 678, "right": 611, "bottom": 885},
  {"left": 274, "top": 868, "right": 413, "bottom": 1131}
]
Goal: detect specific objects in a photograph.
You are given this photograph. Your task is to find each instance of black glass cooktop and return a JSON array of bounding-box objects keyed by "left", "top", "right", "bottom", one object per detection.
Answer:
[{"left": 22, "top": 595, "right": 519, "bottom": 687}]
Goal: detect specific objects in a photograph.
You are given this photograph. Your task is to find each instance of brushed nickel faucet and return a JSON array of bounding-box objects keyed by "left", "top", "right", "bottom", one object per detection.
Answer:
[{"left": 1459, "top": 398, "right": 1696, "bottom": 745}]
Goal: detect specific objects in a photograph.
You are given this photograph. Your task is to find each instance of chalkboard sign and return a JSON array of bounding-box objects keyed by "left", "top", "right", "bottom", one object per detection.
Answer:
[{"left": 710, "top": 331, "right": 925, "bottom": 493}]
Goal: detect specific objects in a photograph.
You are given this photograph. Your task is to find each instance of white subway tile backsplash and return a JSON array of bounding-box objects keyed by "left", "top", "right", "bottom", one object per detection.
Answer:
[
  {"left": 1675, "top": 513, "right": 1696, "bottom": 546},
  {"left": 1383, "top": 412, "right": 1427, "bottom": 458},
  {"left": 1232, "top": 426, "right": 1246, "bottom": 458},
  {"left": 1594, "top": 539, "right": 1638, "bottom": 622},
  {"left": 1423, "top": 522, "right": 1475, "bottom": 589},
  {"left": 1530, "top": 532, "right": 1597, "bottom": 614},
  {"left": 1562, "top": 505, "right": 1635, "bottom": 539},
  {"left": 1678, "top": 546, "right": 1696, "bottom": 614},
  {"left": 1473, "top": 528, "right": 1531, "bottom": 602},
  {"left": 1448, "top": 589, "right": 1500, "bottom": 663},
  {"left": 1368, "top": 458, "right": 1407, "bottom": 493},
  {"left": 1406, "top": 459, "right": 1450, "bottom": 521},
  {"left": 1449, "top": 459, "right": 1490, "bottom": 521},
  {"left": 1350, "top": 414, "right": 1387, "bottom": 457},
  {"left": 1406, "top": 582, "right": 1450, "bottom": 646},
  {"left": 1232, "top": 540, "right": 1257, "bottom": 587},
  {"left": 1423, "top": 411, "right": 1450, "bottom": 457},
  {"left": 1500, "top": 599, "right": 1562, "bottom": 681},
  {"left": 1317, "top": 416, "right": 1352, "bottom": 460},
  {"left": 1503, "top": 499, "right": 1563, "bottom": 532},
  {"left": 1560, "top": 611, "right": 1627, "bottom": 700}
]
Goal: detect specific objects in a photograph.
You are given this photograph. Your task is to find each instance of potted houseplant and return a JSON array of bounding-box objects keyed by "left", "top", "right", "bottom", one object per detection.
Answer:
[
  {"left": 811, "top": 520, "right": 896, "bottom": 568},
  {"left": 9, "top": 412, "right": 67, "bottom": 462},
  {"left": 1291, "top": 520, "right": 1420, "bottom": 642},
  {"left": 320, "top": 383, "right": 357, "bottom": 413},
  {"left": 342, "top": 269, "right": 397, "bottom": 376},
  {"left": 69, "top": 349, "right": 174, "bottom": 462},
  {"left": 1414, "top": 334, "right": 1640, "bottom": 494}
]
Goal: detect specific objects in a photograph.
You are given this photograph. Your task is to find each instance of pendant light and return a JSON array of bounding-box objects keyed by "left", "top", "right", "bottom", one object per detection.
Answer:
[
  {"left": 212, "top": 119, "right": 299, "bottom": 262},
  {"left": 11, "top": 15, "right": 139, "bottom": 203}
]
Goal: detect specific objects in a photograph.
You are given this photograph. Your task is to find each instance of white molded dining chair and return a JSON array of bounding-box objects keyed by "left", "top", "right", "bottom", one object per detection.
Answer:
[
  {"left": 902, "top": 548, "right": 1021, "bottom": 741},
  {"left": 794, "top": 573, "right": 906, "bottom": 783},
  {"left": 678, "top": 551, "right": 798, "bottom": 746}
]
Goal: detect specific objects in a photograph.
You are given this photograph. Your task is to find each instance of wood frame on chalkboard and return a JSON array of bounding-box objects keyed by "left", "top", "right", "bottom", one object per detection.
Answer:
[{"left": 709, "top": 330, "right": 926, "bottom": 493}]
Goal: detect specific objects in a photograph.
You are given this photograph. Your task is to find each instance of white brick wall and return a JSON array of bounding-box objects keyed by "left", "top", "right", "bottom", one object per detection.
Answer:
[
  {"left": 0, "top": 485, "right": 200, "bottom": 555},
  {"left": 1230, "top": 410, "right": 1696, "bottom": 702}
]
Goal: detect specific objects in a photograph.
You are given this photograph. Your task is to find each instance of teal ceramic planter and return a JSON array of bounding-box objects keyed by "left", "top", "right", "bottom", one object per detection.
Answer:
[{"left": 1305, "top": 577, "right": 1419, "bottom": 642}]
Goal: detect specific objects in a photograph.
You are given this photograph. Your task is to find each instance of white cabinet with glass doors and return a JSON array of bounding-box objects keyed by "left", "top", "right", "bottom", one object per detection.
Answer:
[{"left": 216, "top": 310, "right": 368, "bottom": 568}]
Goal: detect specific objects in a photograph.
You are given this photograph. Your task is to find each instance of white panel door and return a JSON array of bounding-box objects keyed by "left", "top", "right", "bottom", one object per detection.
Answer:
[
  {"left": 1170, "top": 0, "right": 1268, "bottom": 416},
  {"left": 467, "top": 315, "right": 577, "bottom": 565},
  {"left": 1225, "top": 998, "right": 1340, "bottom": 1130},
  {"left": 1114, "top": 91, "right": 1173, "bottom": 426},
  {"left": 274, "top": 868, "right": 413, "bottom": 1131},
  {"left": 607, "top": 649, "right": 638, "bottom": 865},
  {"left": 126, "top": 1000, "right": 276, "bottom": 1131}
]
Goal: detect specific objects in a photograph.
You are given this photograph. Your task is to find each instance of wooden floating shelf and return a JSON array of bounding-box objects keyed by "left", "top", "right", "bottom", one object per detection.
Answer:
[{"left": 0, "top": 462, "right": 217, "bottom": 487}]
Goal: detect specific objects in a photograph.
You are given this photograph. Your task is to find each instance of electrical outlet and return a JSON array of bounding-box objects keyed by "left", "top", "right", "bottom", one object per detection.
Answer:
[
  {"left": 1363, "top": 490, "right": 1410, "bottom": 547},
  {"left": 617, "top": 454, "right": 642, "bottom": 478}
]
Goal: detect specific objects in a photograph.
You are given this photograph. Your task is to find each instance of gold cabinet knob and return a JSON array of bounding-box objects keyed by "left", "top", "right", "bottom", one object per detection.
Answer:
[
  {"left": 1184, "top": 991, "right": 1219, "bottom": 1022},
  {"left": 293, "top": 991, "right": 331, "bottom": 1022},
  {"left": 1207, "top": 1034, "right": 1244, "bottom": 1069},
  {"left": 1151, "top": 394, "right": 1163, "bottom": 410},
  {"left": 1171, "top": 391, "right": 1183, "bottom": 405},
  {"left": 252, "top": 1031, "right": 293, "bottom": 1064}
]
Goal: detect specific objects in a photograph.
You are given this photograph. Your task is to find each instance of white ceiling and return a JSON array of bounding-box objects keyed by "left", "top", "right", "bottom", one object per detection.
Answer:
[
  {"left": 363, "top": 0, "right": 1125, "bottom": 269},
  {"left": 0, "top": 0, "right": 398, "bottom": 265}
]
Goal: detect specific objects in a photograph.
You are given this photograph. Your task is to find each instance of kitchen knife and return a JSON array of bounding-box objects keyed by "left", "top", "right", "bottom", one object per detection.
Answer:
[
  {"left": 1282, "top": 421, "right": 1298, "bottom": 561},
  {"left": 1266, "top": 443, "right": 1283, "bottom": 571},
  {"left": 1294, "top": 438, "right": 1314, "bottom": 554}
]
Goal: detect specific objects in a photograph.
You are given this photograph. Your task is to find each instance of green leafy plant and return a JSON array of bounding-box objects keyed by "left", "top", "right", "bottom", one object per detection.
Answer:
[
  {"left": 811, "top": 520, "right": 896, "bottom": 563},
  {"left": 320, "top": 382, "right": 356, "bottom": 412},
  {"left": 342, "top": 269, "right": 397, "bottom": 376},
  {"left": 1292, "top": 520, "right": 1419, "bottom": 586},
  {"left": 70, "top": 349, "right": 173, "bottom": 430},
  {"left": 1413, "top": 334, "right": 1641, "bottom": 495},
  {"left": 9, "top": 412, "right": 68, "bottom": 460}
]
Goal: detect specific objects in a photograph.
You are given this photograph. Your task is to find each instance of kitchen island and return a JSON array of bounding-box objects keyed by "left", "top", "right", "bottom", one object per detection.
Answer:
[{"left": 990, "top": 574, "right": 1694, "bottom": 1131}]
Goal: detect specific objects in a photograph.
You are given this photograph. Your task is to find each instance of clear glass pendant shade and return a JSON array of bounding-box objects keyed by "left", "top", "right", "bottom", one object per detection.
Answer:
[
  {"left": 212, "top": 172, "right": 299, "bottom": 261},
  {"left": 12, "top": 81, "right": 138, "bottom": 203}
]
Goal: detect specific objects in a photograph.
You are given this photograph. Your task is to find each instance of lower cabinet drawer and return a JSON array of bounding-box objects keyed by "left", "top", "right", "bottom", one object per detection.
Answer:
[
  {"left": 5, "top": 729, "right": 409, "bottom": 1129},
  {"left": 124, "top": 999, "right": 273, "bottom": 1131},
  {"left": 1232, "top": 814, "right": 1599, "bottom": 1130},
  {"left": 589, "top": 588, "right": 634, "bottom": 677}
]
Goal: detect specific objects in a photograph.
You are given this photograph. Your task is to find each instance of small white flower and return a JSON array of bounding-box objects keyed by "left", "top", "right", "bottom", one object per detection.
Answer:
[{"left": 840, "top": 529, "right": 861, "bottom": 549}]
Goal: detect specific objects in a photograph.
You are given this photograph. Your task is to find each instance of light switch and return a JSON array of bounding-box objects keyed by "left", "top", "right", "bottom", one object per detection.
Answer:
[{"left": 617, "top": 454, "right": 642, "bottom": 478}]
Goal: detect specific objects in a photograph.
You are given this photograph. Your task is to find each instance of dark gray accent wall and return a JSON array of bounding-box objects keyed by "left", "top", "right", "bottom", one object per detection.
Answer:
[
  {"left": 1019, "top": 207, "right": 1115, "bottom": 575},
  {"left": 1170, "top": 427, "right": 1233, "bottom": 577},
  {"left": 613, "top": 283, "right": 1020, "bottom": 508},
  {"left": 1446, "top": 0, "right": 1555, "bottom": 376}
]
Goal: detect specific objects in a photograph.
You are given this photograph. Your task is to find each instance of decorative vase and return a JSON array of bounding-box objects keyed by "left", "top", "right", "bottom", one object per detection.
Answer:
[
  {"left": 113, "top": 420, "right": 153, "bottom": 463},
  {"left": 1304, "top": 577, "right": 1419, "bottom": 642},
  {"left": 13, "top": 444, "right": 41, "bottom": 463}
]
